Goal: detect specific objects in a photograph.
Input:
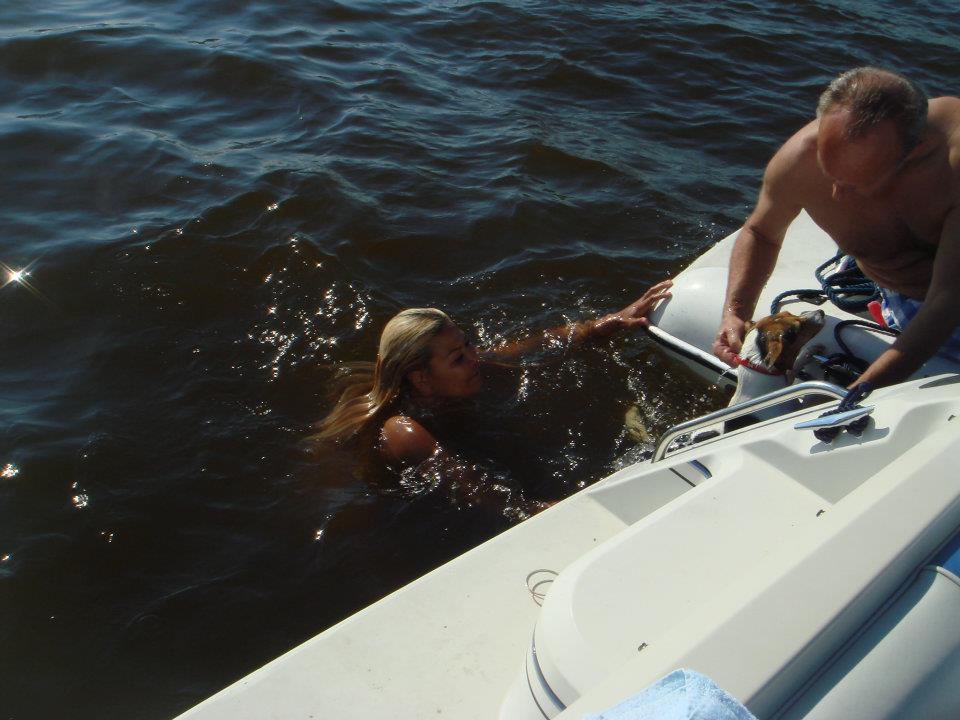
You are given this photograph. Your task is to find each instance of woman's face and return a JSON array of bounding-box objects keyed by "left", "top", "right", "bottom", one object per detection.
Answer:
[{"left": 414, "top": 323, "right": 482, "bottom": 399}]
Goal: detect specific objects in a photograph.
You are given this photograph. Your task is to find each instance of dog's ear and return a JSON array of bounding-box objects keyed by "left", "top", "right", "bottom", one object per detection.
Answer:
[{"left": 763, "top": 336, "right": 784, "bottom": 368}]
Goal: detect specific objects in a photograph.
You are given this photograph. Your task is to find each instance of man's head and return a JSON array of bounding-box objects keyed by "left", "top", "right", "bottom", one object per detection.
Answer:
[
  {"left": 817, "top": 67, "right": 928, "bottom": 153},
  {"left": 816, "top": 67, "right": 928, "bottom": 199}
]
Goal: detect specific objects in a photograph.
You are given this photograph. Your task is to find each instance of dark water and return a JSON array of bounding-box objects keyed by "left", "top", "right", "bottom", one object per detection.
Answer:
[{"left": 2, "top": 1, "right": 958, "bottom": 717}]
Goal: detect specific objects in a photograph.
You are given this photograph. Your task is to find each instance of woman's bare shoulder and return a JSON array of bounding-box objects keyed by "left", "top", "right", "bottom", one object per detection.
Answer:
[{"left": 379, "top": 414, "right": 439, "bottom": 466}]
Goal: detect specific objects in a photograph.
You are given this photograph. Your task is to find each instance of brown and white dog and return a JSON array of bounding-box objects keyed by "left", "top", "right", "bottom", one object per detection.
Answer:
[
  {"left": 728, "top": 309, "right": 826, "bottom": 406},
  {"left": 624, "top": 309, "right": 825, "bottom": 445}
]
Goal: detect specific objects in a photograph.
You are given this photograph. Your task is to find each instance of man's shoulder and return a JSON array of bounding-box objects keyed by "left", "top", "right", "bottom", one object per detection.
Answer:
[
  {"left": 764, "top": 119, "right": 822, "bottom": 192},
  {"left": 930, "top": 97, "right": 960, "bottom": 149},
  {"left": 771, "top": 119, "right": 819, "bottom": 168},
  {"left": 925, "top": 99, "right": 960, "bottom": 192},
  {"left": 929, "top": 96, "right": 960, "bottom": 115}
]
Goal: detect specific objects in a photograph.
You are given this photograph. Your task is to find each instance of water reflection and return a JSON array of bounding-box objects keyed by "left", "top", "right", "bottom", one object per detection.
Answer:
[{"left": 2, "top": 261, "right": 32, "bottom": 288}]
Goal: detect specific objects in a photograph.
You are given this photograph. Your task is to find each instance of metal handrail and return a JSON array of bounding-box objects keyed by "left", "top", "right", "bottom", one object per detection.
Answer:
[{"left": 652, "top": 380, "right": 848, "bottom": 462}]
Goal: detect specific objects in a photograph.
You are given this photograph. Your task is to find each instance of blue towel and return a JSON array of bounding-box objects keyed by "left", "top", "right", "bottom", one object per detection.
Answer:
[{"left": 584, "top": 669, "right": 757, "bottom": 720}]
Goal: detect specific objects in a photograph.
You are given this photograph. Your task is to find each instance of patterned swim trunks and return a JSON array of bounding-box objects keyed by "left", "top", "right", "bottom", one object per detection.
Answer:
[{"left": 878, "top": 287, "right": 960, "bottom": 362}]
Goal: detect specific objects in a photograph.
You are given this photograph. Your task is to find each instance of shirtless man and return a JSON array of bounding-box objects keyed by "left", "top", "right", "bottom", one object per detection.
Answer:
[{"left": 713, "top": 67, "right": 960, "bottom": 388}]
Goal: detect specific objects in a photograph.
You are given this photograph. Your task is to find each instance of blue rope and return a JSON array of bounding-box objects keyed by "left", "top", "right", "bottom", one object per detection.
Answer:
[
  {"left": 815, "top": 253, "right": 880, "bottom": 312},
  {"left": 770, "top": 252, "right": 880, "bottom": 315}
]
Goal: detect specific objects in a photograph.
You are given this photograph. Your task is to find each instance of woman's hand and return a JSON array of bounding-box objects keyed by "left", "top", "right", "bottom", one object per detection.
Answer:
[{"left": 590, "top": 279, "right": 673, "bottom": 339}]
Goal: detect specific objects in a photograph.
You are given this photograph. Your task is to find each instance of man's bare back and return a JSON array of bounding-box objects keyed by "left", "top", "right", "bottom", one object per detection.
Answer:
[{"left": 714, "top": 68, "right": 960, "bottom": 388}]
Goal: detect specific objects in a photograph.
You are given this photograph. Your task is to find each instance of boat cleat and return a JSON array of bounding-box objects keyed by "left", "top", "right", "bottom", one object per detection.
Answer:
[
  {"left": 795, "top": 382, "right": 874, "bottom": 442},
  {"left": 794, "top": 405, "right": 874, "bottom": 441}
]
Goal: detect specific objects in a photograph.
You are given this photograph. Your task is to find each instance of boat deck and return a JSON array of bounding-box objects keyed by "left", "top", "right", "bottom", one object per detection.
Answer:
[{"left": 178, "top": 375, "right": 960, "bottom": 719}]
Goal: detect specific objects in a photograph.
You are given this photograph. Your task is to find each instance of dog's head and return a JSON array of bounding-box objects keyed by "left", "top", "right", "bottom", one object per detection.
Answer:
[{"left": 742, "top": 309, "right": 825, "bottom": 372}]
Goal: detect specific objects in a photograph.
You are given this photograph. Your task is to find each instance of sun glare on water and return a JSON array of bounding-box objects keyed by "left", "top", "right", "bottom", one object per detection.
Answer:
[
  {"left": 1, "top": 262, "right": 29, "bottom": 288},
  {"left": 1, "top": 261, "right": 54, "bottom": 306}
]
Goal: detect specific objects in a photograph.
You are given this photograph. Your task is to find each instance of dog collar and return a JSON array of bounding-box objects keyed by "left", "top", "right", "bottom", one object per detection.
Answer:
[{"left": 730, "top": 354, "right": 785, "bottom": 376}]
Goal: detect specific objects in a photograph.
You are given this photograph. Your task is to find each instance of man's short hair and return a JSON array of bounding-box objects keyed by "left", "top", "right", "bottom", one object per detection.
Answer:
[{"left": 816, "top": 67, "right": 928, "bottom": 154}]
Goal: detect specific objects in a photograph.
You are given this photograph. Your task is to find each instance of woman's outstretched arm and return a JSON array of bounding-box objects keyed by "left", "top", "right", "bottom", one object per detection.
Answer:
[{"left": 482, "top": 279, "right": 672, "bottom": 362}]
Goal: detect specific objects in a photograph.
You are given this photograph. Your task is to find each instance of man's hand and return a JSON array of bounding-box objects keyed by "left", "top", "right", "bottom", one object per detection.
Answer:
[{"left": 713, "top": 314, "right": 746, "bottom": 367}]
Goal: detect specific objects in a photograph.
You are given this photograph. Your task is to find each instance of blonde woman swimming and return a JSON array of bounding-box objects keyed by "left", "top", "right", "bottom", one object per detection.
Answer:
[{"left": 314, "top": 279, "right": 672, "bottom": 471}]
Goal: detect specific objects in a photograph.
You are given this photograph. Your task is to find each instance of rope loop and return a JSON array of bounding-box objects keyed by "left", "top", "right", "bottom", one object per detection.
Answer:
[{"left": 770, "top": 252, "right": 879, "bottom": 315}]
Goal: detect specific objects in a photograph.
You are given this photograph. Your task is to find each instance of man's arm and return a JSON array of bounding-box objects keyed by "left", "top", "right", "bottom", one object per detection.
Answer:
[
  {"left": 856, "top": 205, "right": 960, "bottom": 387},
  {"left": 713, "top": 140, "right": 805, "bottom": 365}
]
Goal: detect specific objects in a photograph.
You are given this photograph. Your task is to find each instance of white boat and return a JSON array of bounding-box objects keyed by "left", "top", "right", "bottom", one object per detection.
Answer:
[{"left": 176, "top": 213, "right": 960, "bottom": 720}]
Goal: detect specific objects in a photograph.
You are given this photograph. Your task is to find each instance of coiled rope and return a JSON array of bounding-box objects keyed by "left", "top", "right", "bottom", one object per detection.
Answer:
[{"left": 769, "top": 252, "right": 880, "bottom": 315}]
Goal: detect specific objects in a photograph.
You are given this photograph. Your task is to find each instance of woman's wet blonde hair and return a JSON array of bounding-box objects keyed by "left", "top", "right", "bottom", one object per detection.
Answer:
[{"left": 311, "top": 308, "right": 453, "bottom": 444}]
